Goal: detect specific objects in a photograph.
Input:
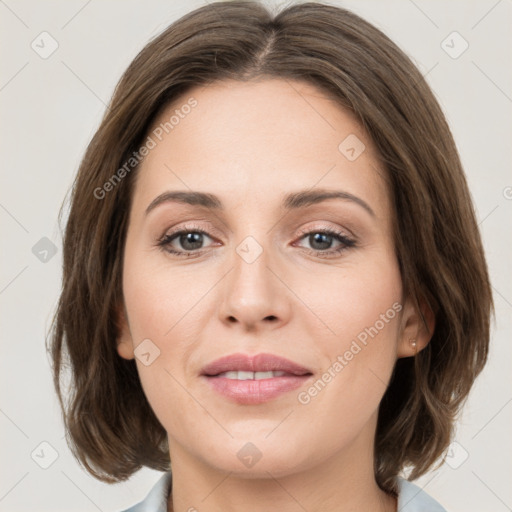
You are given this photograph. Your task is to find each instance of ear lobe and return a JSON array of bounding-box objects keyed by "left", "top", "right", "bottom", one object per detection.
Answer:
[
  {"left": 115, "top": 303, "right": 135, "bottom": 360},
  {"left": 397, "top": 294, "right": 436, "bottom": 358}
]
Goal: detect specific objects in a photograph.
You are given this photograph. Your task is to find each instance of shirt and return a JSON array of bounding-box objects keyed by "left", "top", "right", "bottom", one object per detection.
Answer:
[{"left": 120, "top": 471, "right": 447, "bottom": 512}]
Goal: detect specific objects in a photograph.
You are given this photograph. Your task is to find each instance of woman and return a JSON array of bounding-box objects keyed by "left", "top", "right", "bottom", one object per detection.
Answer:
[{"left": 48, "top": 2, "right": 492, "bottom": 511}]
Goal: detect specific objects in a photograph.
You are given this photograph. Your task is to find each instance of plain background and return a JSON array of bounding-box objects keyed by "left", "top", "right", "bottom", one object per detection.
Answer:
[{"left": 0, "top": 0, "right": 511, "bottom": 510}]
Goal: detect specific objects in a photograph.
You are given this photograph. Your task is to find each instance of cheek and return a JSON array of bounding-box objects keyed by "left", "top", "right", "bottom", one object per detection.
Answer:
[
  {"left": 298, "top": 249, "right": 402, "bottom": 347},
  {"left": 122, "top": 250, "right": 213, "bottom": 343},
  {"left": 294, "top": 249, "right": 402, "bottom": 406},
  {"left": 121, "top": 249, "right": 217, "bottom": 424}
]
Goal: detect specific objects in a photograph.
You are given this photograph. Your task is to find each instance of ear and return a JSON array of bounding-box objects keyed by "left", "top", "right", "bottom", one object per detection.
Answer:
[
  {"left": 116, "top": 302, "right": 135, "bottom": 360},
  {"left": 397, "top": 294, "right": 436, "bottom": 358}
]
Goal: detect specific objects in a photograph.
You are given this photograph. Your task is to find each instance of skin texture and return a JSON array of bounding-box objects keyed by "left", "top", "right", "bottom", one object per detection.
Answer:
[{"left": 116, "top": 79, "right": 434, "bottom": 512}]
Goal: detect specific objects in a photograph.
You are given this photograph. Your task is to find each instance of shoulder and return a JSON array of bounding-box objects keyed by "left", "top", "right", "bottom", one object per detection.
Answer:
[
  {"left": 397, "top": 477, "right": 447, "bottom": 512},
  {"left": 118, "top": 472, "right": 172, "bottom": 512}
]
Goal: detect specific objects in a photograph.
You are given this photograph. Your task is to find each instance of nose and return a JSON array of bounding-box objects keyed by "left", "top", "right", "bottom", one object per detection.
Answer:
[{"left": 218, "top": 241, "right": 292, "bottom": 332}]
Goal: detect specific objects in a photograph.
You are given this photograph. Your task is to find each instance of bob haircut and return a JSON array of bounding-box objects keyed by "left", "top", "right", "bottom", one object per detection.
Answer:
[{"left": 48, "top": 0, "right": 493, "bottom": 495}]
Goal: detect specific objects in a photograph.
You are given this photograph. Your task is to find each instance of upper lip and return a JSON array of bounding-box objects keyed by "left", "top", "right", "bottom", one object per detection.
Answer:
[{"left": 201, "top": 353, "right": 313, "bottom": 377}]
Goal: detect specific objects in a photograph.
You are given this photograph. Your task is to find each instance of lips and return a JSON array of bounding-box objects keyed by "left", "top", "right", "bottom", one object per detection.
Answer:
[
  {"left": 200, "top": 353, "right": 313, "bottom": 405},
  {"left": 201, "top": 352, "right": 312, "bottom": 378}
]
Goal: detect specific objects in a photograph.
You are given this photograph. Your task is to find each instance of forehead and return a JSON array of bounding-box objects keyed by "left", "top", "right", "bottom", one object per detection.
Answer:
[{"left": 132, "top": 78, "right": 389, "bottom": 217}]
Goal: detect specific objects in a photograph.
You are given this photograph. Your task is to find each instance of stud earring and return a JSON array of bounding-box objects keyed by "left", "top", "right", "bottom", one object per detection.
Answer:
[{"left": 410, "top": 338, "right": 417, "bottom": 354}]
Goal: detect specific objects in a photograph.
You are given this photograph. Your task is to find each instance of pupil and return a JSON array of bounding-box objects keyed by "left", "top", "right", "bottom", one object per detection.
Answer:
[
  {"left": 310, "top": 233, "right": 332, "bottom": 250},
  {"left": 181, "top": 232, "right": 203, "bottom": 250}
]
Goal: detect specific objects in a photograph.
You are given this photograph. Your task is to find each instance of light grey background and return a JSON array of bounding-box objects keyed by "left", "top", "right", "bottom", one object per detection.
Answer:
[{"left": 1, "top": 0, "right": 511, "bottom": 511}]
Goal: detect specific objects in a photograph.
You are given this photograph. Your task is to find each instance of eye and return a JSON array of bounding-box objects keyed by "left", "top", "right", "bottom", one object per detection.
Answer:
[
  {"left": 157, "top": 223, "right": 217, "bottom": 257},
  {"left": 294, "top": 228, "right": 356, "bottom": 257},
  {"left": 156, "top": 224, "right": 356, "bottom": 259}
]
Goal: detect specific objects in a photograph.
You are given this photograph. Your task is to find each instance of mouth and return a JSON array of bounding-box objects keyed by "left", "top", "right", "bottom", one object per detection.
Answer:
[
  {"left": 201, "top": 352, "right": 313, "bottom": 377},
  {"left": 201, "top": 352, "right": 313, "bottom": 404},
  {"left": 210, "top": 370, "right": 293, "bottom": 380}
]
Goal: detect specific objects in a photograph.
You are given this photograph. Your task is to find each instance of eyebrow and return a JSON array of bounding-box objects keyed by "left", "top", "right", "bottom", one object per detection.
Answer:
[{"left": 145, "top": 188, "right": 375, "bottom": 218}]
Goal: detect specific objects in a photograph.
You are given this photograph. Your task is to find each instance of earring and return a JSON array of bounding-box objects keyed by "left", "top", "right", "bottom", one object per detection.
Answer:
[{"left": 410, "top": 339, "right": 417, "bottom": 355}]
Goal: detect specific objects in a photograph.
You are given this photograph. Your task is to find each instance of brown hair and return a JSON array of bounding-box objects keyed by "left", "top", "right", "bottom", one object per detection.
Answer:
[{"left": 47, "top": 0, "right": 493, "bottom": 494}]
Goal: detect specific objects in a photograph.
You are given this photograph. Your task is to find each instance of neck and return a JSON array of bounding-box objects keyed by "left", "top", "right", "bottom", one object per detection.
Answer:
[{"left": 166, "top": 424, "right": 396, "bottom": 512}]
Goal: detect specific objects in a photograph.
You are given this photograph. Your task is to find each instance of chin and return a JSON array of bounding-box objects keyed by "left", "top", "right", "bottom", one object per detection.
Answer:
[{"left": 198, "top": 436, "right": 313, "bottom": 479}]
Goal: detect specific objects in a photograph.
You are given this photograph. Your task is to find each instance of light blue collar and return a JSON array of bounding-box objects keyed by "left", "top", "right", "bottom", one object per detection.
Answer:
[{"left": 121, "top": 472, "right": 446, "bottom": 511}]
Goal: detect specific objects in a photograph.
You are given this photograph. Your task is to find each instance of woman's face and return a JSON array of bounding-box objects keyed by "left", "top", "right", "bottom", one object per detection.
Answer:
[{"left": 117, "top": 79, "right": 418, "bottom": 478}]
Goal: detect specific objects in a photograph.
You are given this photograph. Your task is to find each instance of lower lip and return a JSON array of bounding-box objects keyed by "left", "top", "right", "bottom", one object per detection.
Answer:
[{"left": 202, "top": 375, "right": 312, "bottom": 405}]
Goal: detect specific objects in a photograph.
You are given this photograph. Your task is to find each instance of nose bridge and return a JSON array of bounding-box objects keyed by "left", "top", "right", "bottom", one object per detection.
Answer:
[{"left": 218, "top": 231, "right": 290, "bottom": 329}]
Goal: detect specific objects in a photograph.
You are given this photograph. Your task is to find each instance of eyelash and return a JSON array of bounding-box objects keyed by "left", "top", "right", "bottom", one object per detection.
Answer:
[{"left": 156, "top": 223, "right": 356, "bottom": 259}]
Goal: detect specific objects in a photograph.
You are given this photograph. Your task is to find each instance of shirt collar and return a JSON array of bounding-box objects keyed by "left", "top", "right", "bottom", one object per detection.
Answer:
[{"left": 126, "top": 472, "right": 446, "bottom": 512}]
